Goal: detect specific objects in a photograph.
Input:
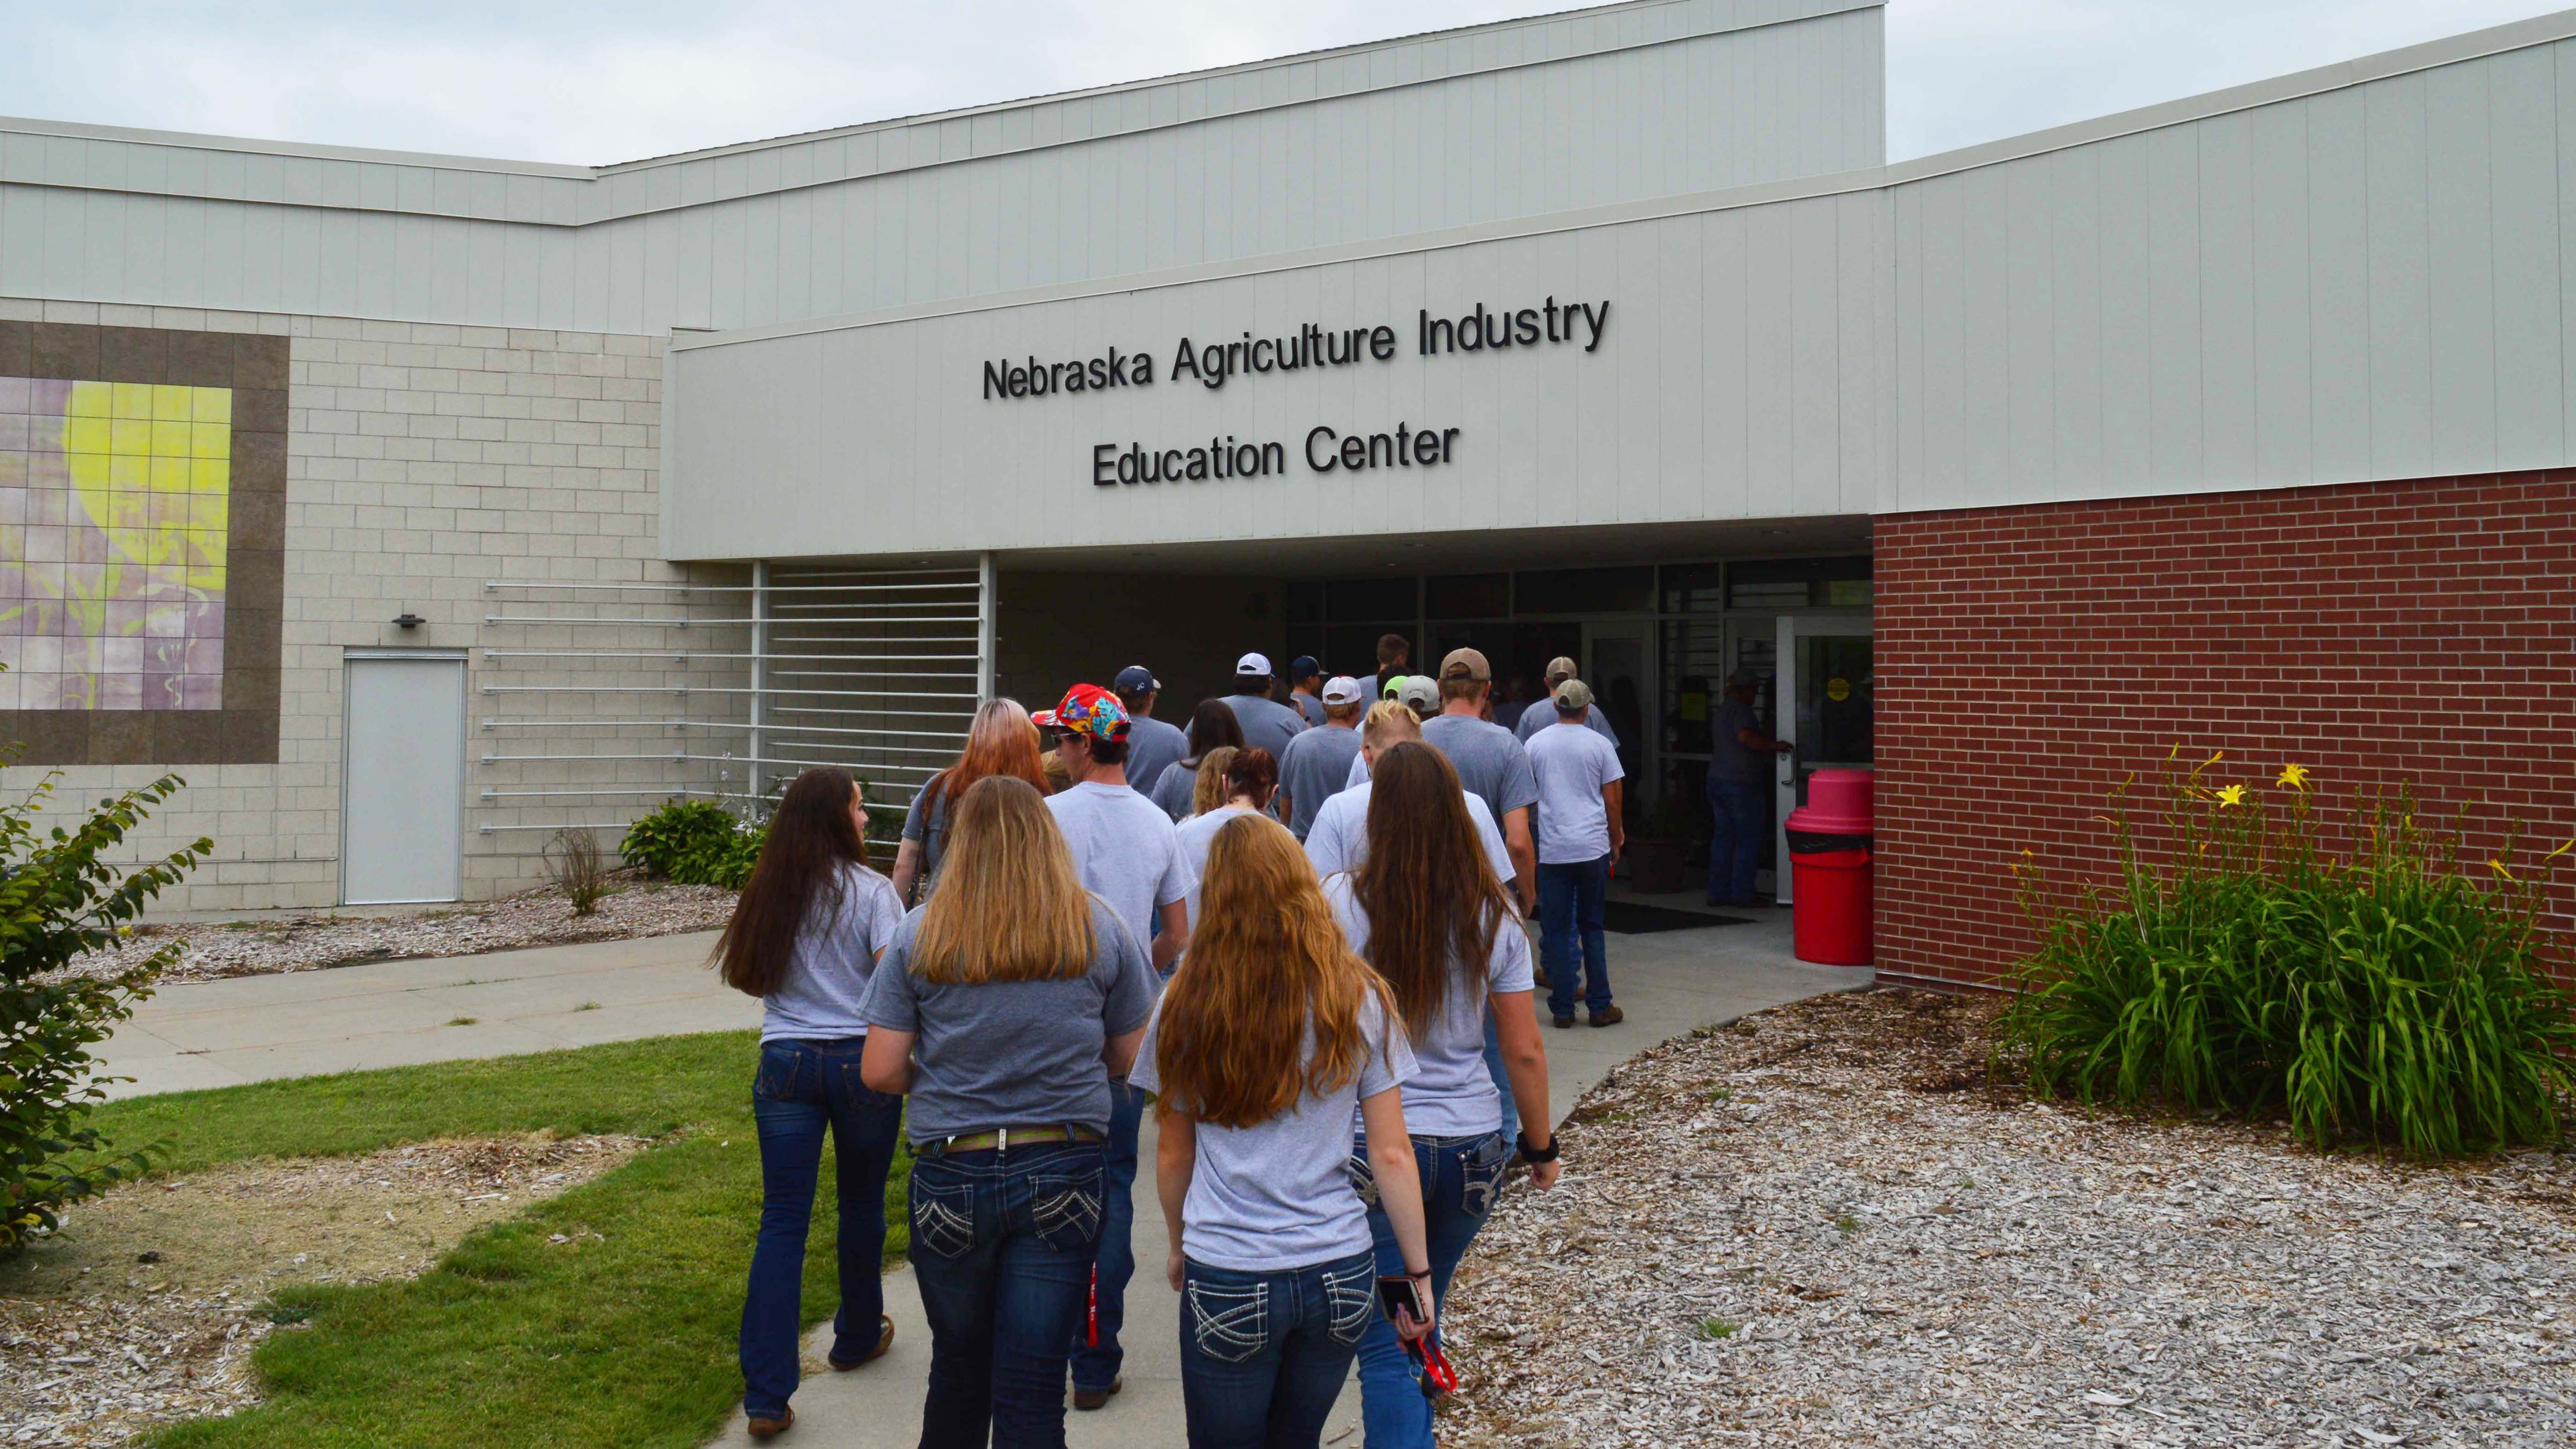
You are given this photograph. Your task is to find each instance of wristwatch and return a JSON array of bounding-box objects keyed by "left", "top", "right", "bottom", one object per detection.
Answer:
[{"left": 1516, "top": 1131, "right": 1558, "bottom": 1164}]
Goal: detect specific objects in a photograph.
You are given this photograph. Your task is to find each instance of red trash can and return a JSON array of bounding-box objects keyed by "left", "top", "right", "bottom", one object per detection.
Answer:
[{"left": 1784, "top": 768, "right": 1873, "bottom": 966}]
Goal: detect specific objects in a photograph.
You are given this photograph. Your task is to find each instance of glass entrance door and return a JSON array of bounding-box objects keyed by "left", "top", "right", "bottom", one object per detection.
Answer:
[
  {"left": 1582, "top": 622, "right": 1653, "bottom": 787},
  {"left": 1771, "top": 615, "right": 1873, "bottom": 903}
]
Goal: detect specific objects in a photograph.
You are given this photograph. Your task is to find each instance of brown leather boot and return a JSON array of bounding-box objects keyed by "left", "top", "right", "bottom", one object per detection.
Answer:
[
  {"left": 828, "top": 1315, "right": 895, "bottom": 1370},
  {"left": 1589, "top": 1004, "right": 1625, "bottom": 1027},
  {"left": 746, "top": 1404, "right": 794, "bottom": 1439}
]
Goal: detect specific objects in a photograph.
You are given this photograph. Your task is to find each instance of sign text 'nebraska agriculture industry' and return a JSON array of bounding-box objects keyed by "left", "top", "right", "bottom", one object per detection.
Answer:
[{"left": 969, "top": 296, "right": 1612, "bottom": 487}]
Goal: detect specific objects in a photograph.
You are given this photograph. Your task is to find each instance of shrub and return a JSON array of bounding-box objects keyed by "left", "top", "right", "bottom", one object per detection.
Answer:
[
  {"left": 541, "top": 827, "right": 613, "bottom": 916},
  {"left": 619, "top": 800, "right": 762, "bottom": 889},
  {"left": 1998, "top": 751, "right": 2576, "bottom": 1159},
  {"left": 2, "top": 770, "right": 211, "bottom": 1254}
]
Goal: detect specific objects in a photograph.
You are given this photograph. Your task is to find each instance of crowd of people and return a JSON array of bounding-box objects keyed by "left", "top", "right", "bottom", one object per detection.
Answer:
[{"left": 717, "top": 638, "right": 1647, "bottom": 1448}]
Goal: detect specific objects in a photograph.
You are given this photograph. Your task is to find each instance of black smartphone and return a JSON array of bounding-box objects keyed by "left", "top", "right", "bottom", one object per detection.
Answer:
[{"left": 1376, "top": 1275, "right": 1427, "bottom": 1324}]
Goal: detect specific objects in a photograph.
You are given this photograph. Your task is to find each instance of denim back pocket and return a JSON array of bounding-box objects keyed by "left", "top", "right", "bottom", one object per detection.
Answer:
[
  {"left": 907, "top": 1165, "right": 979, "bottom": 1260},
  {"left": 752, "top": 1044, "right": 803, "bottom": 1103},
  {"left": 1026, "top": 1162, "right": 1105, "bottom": 1252},
  {"left": 1320, "top": 1258, "right": 1379, "bottom": 1346},
  {"left": 1457, "top": 1131, "right": 1512, "bottom": 1219},
  {"left": 1185, "top": 1277, "right": 1270, "bottom": 1365}
]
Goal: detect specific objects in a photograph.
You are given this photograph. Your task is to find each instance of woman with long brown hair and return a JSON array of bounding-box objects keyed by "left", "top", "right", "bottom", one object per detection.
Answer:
[
  {"left": 1170, "top": 748, "right": 1276, "bottom": 951},
  {"left": 716, "top": 768, "right": 909, "bottom": 1440},
  {"left": 858, "top": 774, "right": 1156, "bottom": 1448},
  {"left": 1132, "top": 814, "right": 1434, "bottom": 1448},
  {"left": 1329, "top": 742, "right": 1559, "bottom": 1448},
  {"left": 1149, "top": 697, "right": 1245, "bottom": 821},
  {"left": 893, "top": 697, "right": 1048, "bottom": 904}
]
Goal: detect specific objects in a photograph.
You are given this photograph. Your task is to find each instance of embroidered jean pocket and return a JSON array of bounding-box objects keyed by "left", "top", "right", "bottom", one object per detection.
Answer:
[
  {"left": 1458, "top": 1132, "right": 1511, "bottom": 1219},
  {"left": 908, "top": 1173, "right": 978, "bottom": 1260},
  {"left": 1187, "top": 1279, "right": 1269, "bottom": 1365},
  {"left": 1346, "top": 1150, "right": 1378, "bottom": 1208},
  {"left": 1028, "top": 1167, "right": 1104, "bottom": 1252},
  {"left": 751, "top": 1046, "right": 799, "bottom": 1103},
  {"left": 1322, "top": 1259, "right": 1378, "bottom": 1346}
]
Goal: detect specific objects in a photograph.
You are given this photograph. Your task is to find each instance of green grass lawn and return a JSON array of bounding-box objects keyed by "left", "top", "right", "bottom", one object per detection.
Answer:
[{"left": 82, "top": 1031, "right": 910, "bottom": 1449}]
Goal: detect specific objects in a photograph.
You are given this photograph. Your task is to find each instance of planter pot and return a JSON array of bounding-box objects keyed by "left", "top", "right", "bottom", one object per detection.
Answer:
[{"left": 1625, "top": 837, "right": 1689, "bottom": 895}]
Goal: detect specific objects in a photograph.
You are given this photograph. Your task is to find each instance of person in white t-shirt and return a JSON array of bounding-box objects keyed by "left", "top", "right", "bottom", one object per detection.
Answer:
[
  {"left": 1132, "top": 814, "right": 1432, "bottom": 1448},
  {"left": 1030, "top": 682, "right": 1195, "bottom": 1410},
  {"left": 1524, "top": 678, "right": 1627, "bottom": 1029},
  {"left": 1322, "top": 742, "right": 1560, "bottom": 1448}
]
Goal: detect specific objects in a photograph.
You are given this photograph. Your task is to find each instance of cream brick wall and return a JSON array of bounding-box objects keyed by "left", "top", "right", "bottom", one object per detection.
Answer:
[{"left": 0, "top": 295, "right": 751, "bottom": 912}]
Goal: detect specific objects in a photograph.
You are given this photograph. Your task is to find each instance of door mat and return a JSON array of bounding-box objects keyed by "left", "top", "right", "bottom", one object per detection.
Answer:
[{"left": 1599, "top": 901, "right": 1754, "bottom": 934}]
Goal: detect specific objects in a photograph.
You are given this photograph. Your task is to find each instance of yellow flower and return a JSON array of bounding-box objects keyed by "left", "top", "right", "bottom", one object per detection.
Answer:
[
  {"left": 2275, "top": 764, "right": 2310, "bottom": 791},
  {"left": 2547, "top": 839, "right": 2575, "bottom": 862},
  {"left": 2165, "top": 742, "right": 2183, "bottom": 763},
  {"left": 2490, "top": 858, "right": 2517, "bottom": 882},
  {"left": 2214, "top": 784, "right": 2247, "bottom": 808}
]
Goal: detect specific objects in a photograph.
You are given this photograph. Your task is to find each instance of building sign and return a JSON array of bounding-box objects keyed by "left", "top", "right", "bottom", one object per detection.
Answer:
[{"left": 976, "top": 297, "right": 1612, "bottom": 486}]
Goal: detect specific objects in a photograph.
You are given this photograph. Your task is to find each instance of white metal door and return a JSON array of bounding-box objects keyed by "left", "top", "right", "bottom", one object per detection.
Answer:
[
  {"left": 342, "top": 653, "right": 466, "bottom": 904},
  {"left": 1772, "top": 615, "right": 1873, "bottom": 903}
]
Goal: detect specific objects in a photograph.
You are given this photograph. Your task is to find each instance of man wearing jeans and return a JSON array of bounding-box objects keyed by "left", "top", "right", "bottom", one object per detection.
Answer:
[
  {"left": 1707, "top": 669, "right": 1792, "bottom": 907},
  {"left": 1525, "top": 678, "right": 1626, "bottom": 1028}
]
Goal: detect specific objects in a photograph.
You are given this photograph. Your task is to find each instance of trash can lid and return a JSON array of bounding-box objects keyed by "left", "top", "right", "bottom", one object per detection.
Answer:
[{"left": 1788, "top": 768, "right": 1873, "bottom": 834}]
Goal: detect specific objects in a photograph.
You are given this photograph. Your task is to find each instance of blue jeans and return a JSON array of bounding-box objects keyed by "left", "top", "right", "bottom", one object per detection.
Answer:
[
  {"left": 1179, "top": 1249, "right": 1379, "bottom": 1449},
  {"left": 1066, "top": 1077, "right": 1143, "bottom": 1392},
  {"left": 908, "top": 1141, "right": 1107, "bottom": 1449},
  {"left": 1354, "top": 1132, "right": 1511, "bottom": 1448},
  {"left": 1539, "top": 855, "right": 1611, "bottom": 1018},
  {"left": 739, "top": 1036, "right": 905, "bottom": 1420},
  {"left": 1707, "top": 777, "right": 1769, "bottom": 905}
]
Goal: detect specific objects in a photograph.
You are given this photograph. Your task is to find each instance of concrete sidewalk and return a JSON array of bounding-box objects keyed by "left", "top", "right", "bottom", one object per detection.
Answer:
[
  {"left": 707, "top": 903, "right": 1871, "bottom": 1449},
  {"left": 97, "top": 929, "right": 753, "bottom": 1098}
]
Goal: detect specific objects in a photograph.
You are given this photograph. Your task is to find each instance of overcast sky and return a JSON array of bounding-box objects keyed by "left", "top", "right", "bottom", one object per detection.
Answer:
[{"left": 0, "top": 1, "right": 2557, "bottom": 166}]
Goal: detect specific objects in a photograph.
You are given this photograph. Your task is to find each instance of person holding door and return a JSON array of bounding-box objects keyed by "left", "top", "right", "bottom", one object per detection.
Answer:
[{"left": 1707, "top": 669, "right": 1792, "bottom": 909}]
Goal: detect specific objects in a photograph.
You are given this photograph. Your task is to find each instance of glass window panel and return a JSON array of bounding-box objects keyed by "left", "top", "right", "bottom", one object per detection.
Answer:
[
  {"left": 1324, "top": 576, "right": 1415, "bottom": 622},
  {"left": 1285, "top": 579, "right": 1325, "bottom": 624},
  {"left": 1424, "top": 573, "right": 1508, "bottom": 620},
  {"left": 1326, "top": 624, "right": 1410, "bottom": 679},
  {"left": 1512, "top": 566, "right": 1653, "bottom": 615},
  {"left": 1660, "top": 563, "right": 1726, "bottom": 614}
]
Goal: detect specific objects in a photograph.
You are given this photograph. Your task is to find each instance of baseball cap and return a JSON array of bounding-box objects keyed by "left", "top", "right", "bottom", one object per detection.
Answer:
[
  {"left": 1113, "top": 664, "right": 1160, "bottom": 693},
  {"left": 1397, "top": 676, "right": 1440, "bottom": 715},
  {"left": 1439, "top": 647, "right": 1491, "bottom": 682},
  {"left": 1320, "top": 675, "right": 1367, "bottom": 705},
  {"left": 1552, "top": 678, "right": 1595, "bottom": 712},
  {"left": 1288, "top": 655, "right": 1322, "bottom": 681},
  {"left": 1235, "top": 652, "right": 1272, "bottom": 677},
  {"left": 1031, "top": 684, "right": 1131, "bottom": 742},
  {"left": 1380, "top": 673, "right": 1409, "bottom": 699},
  {"left": 1544, "top": 655, "right": 1580, "bottom": 685}
]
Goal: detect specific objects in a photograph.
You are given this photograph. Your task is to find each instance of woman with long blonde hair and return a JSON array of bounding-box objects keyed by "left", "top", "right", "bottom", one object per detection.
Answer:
[
  {"left": 858, "top": 775, "right": 1157, "bottom": 1448},
  {"left": 1131, "top": 814, "right": 1434, "bottom": 1448},
  {"left": 1332, "top": 742, "right": 1559, "bottom": 1447},
  {"left": 893, "top": 698, "right": 1048, "bottom": 904},
  {"left": 716, "top": 768, "right": 908, "bottom": 1440},
  {"left": 1190, "top": 744, "right": 1242, "bottom": 816}
]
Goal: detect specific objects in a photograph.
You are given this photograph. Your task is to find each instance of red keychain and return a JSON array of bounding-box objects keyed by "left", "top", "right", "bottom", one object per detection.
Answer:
[
  {"left": 1407, "top": 1333, "right": 1459, "bottom": 1398},
  {"left": 1086, "top": 1265, "right": 1099, "bottom": 1347}
]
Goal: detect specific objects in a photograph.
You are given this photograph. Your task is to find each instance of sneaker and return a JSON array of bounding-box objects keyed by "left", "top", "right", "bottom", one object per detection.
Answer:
[
  {"left": 1074, "top": 1376, "right": 1122, "bottom": 1411},
  {"left": 1552, "top": 1013, "right": 1576, "bottom": 1029},
  {"left": 747, "top": 1405, "right": 795, "bottom": 1440},
  {"left": 1589, "top": 1004, "right": 1625, "bottom": 1028},
  {"left": 1533, "top": 967, "right": 1551, "bottom": 989},
  {"left": 828, "top": 1314, "right": 894, "bottom": 1370}
]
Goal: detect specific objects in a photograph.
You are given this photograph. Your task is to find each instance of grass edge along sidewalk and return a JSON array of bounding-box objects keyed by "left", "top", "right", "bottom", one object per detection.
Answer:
[{"left": 74, "top": 1030, "right": 908, "bottom": 1449}]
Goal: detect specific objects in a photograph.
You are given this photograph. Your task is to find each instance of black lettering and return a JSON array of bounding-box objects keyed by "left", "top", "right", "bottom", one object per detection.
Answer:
[
  {"left": 1252, "top": 337, "right": 1274, "bottom": 371},
  {"left": 1372, "top": 323, "right": 1397, "bottom": 361},
  {"left": 1261, "top": 441, "right": 1283, "bottom": 474},
  {"left": 1092, "top": 443, "right": 1117, "bottom": 485},
  {"left": 1442, "top": 427, "right": 1460, "bottom": 460},
  {"left": 1008, "top": 364, "right": 1029, "bottom": 398},
  {"left": 1306, "top": 426, "right": 1337, "bottom": 472},
  {"left": 1544, "top": 296, "right": 1562, "bottom": 342},
  {"left": 1514, "top": 308, "right": 1540, "bottom": 345},
  {"left": 1413, "top": 426, "right": 1442, "bottom": 465},
  {"left": 1460, "top": 305, "right": 1485, "bottom": 352},
  {"left": 1394, "top": 421, "right": 1412, "bottom": 465},
  {"left": 1235, "top": 443, "right": 1259, "bottom": 475},
  {"left": 1200, "top": 342, "right": 1227, "bottom": 391},
  {"left": 1368, "top": 431, "right": 1394, "bottom": 467},
  {"left": 1161, "top": 449, "right": 1184, "bottom": 481},
  {"left": 1583, "top": 300, "right": 1611, "bottom": 352},
  {"left": 1133, "top": 351, "right": 1153, "bottom": 385},
  {"left": 1171, "top": 339, "right": 1201, "bottom": 385},
  {"left": 1340, "top": 433, "right": 1367, "bottom": 469},
  {"left": 983, "top": 360, "right": 1008, "bottom": 399},
  {"left": 1118, "top": 447, "right": 1141, "bottom": 484}
]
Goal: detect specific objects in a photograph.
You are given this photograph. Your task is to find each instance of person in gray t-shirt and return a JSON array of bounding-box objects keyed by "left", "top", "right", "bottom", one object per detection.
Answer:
[
  {"left": 1115, "top": 666, "right": 1187, "bottom": 801},
  {"left": 1200, "top": 654, "right": 1307, "bottom": 762},
  {"left": 1421, "top": 649, "right": 1539, "bottom": 912},
  {"left": 1513, "top": 656, "right": 1622, "bottom": 748},
  {"left": 1274, "top": 675, "right": 1368, "bottom": 839}
]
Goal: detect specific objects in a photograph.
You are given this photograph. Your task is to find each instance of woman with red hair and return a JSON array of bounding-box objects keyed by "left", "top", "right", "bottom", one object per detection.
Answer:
[{"left": 893, "top": 697, "right": 1049, "bottom": 904}]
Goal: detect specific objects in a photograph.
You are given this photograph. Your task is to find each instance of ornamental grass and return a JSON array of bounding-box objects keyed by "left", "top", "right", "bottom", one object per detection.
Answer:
[{"left": 1997, "top": 750, "right": 2576, "bottom": 1159}]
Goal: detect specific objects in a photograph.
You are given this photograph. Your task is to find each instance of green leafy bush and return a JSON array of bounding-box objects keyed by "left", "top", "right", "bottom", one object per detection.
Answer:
[
  {"left": 3, "top": 770, "right": 211, "bottom": 1254},
  {"left": 618, "top": 799, "right": 762, "bottom": 889},
  {"left": 1998, "top": 751, "right": 2576, "bottom": 1159}
]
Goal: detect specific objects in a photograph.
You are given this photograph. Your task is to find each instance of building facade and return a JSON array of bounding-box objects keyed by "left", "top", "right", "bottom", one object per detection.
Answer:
[{"left": 3, "top": 0, "right": 2570, "bottom": 983}]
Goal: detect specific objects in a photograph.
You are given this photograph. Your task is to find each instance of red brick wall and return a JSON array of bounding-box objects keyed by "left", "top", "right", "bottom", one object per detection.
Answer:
[{"left": 1872, "top": 470, "right": 2576, "bottom": 988}]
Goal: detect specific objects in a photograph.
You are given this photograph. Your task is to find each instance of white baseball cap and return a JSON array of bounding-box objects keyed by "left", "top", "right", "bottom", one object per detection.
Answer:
[
  {"left": 1235, "top": 652, "right": 1273, "bottom": 676},
  {"left": 1320, "top": 675, "right": 1367, "bottom": 705}
]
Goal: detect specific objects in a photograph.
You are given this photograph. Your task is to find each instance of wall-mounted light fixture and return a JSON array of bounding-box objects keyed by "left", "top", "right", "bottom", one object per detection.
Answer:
[{"left": 392, "top": 612, "right": 425, "bottom": 630}]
